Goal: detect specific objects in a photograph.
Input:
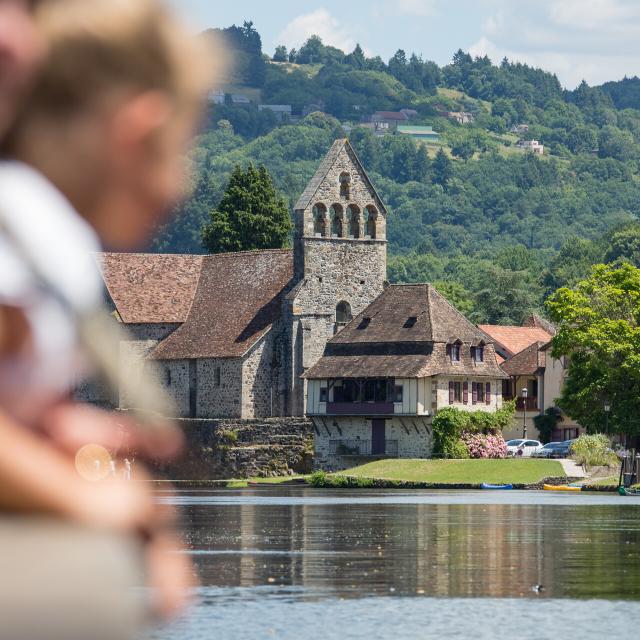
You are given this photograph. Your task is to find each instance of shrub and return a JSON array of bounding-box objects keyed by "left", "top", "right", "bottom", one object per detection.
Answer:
[
  {"left": 570, "top": 434, "right": 618, "bottom": 468},
  {"left": 218, "top": 428, "right": 239, "bottom": 445},
  {"left": 309, "top": 470, "right": 327, "bottom": 487},
  {"left": 461, "top": 432, "right": 508, "bottom": 458},
  {"left": 446, "top": 439, "right": 470, "bottom": 459},
  {"left": 533, "top": 407, "right": 563, "bottom": 444},
  {"left": 432, "top": 407, "right": 471, "bottom": 456}
]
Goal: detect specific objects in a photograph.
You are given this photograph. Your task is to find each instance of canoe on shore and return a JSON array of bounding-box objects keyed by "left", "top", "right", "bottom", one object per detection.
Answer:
[
  {"left": 481, "top": 483, "right": 513, "bottom": 490},
  {"left": 543, "top": 484, "right": 582, "bottom": 492}
]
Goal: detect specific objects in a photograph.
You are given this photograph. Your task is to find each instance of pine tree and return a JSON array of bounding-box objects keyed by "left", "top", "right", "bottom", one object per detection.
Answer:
[{"left": 201, "top": 164, "right": 292, "bottom": 254}]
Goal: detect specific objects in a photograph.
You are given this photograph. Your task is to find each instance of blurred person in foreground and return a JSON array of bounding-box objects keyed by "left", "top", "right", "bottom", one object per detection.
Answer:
[{"left": 0, "top": 0, "right": 217, "bottom": 634}]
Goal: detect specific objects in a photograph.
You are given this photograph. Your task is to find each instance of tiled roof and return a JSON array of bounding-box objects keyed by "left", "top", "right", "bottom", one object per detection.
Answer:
[
  {"left": 374, "top": 111, "right": 409, "bottom": 120},
  {"left": 501, "top": 341, "right": 547, "bottom": 376},
  {"left": 331, "top": 284, "right": 488, "bottom": 345},
  {"left": 151, "top": 250, "right": 294, "bottom": 360},
  {"left": 304, "top": 284, "right": 507, "bottom": 379},
  {"left": 477, "top": 324, "right": 554, "bottom": 358},
  {"left": 293, "top": 139, "right": 387, "bottom": 215},
  {"left": 98, "top": 253, "right": 203, "bottom": 324}
]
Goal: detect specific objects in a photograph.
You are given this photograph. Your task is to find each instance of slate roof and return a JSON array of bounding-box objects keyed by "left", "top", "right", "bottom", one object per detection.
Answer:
[
  {"left": 151, "top": 250, "right": 294, "bottom": 360},
  {"left": 98, "top": 253, "right": 203, "bottom": 324},
  {"left": 293, "top": 138, "right": 387, "bottom": 215},
  {"left": 501, "top": 341, "right": 547, "bottom": 377},
  {"left": 477, "top": 324, "right": 554, "bottom": 358},
  {"left": 304, "top": 284, "right": 507, "bottom": 379}
]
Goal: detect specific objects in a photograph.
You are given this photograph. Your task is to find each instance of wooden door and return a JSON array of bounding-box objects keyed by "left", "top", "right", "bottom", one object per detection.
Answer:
[{"left": 371, "top": 419, "right": 386, "bottom": 455}]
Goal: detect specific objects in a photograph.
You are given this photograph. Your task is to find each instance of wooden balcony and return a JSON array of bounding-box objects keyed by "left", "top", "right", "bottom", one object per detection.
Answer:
[
  {"left": 326, "top": 402, "right": 395, "bottom": 416},
  {"left": 504, "top": 396, "right": 539, "bottom": 411}
]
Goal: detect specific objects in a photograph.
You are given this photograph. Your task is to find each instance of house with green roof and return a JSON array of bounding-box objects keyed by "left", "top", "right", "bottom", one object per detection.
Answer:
[{"left": 397, "top": 125, "right": 440, "bottom": 142}]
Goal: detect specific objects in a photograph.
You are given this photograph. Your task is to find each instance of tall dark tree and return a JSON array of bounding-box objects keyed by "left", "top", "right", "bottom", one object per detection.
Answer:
[
  {"left": 202, "top": 164, "right": 292, "bottom": 254},
  {"left": 432, "top": 148, "right": 453, "bottom": 186}
]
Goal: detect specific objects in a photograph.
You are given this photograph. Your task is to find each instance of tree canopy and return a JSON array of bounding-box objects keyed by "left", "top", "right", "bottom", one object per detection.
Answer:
[
  {"left": 547, "top": 263, "right": 640, "bottom": 436},
  {"left": 201, "top": 164, "right": 292, "bottom": 254}
]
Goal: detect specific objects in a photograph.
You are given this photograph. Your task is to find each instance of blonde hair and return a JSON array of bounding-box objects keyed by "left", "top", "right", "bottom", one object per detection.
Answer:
[{"left": 19, "top": 0, "right": 218, "bottom": 119}]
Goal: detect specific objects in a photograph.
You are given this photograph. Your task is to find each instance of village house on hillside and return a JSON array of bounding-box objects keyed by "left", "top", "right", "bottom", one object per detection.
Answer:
[
  {"left": 479, "top": 315, "right": 583, "bottom": 441},
  {"left": 84, "top": 139, "right": 388, "bottom": 419},
  {"left": 304, "top": 284, "right": 507, "bottom": 470}
]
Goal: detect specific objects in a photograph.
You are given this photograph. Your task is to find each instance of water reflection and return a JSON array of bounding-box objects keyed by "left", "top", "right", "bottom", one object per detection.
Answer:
[{"left": 175, "top": 488, "right": 640, "bottom": 601}]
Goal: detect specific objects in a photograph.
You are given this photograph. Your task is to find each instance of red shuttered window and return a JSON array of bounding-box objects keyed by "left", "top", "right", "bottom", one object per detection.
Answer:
[{"left": 485, "top": 382, "right": 491, "bottom": 405}]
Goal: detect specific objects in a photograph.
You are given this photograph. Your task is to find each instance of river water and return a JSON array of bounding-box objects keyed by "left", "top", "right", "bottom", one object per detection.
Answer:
[{"left": 148, "top": 488, "right": 640, "bottom": 639}]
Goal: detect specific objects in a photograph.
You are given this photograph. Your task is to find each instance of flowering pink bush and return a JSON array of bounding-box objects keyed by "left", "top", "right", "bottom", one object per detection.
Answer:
[{"left": 461, "top": 432, "right": 508, "bottom": 459}]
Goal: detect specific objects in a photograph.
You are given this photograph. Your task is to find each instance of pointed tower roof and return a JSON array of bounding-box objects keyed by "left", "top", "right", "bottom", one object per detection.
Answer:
[{"left": 293, "top": 138, "right": 387, "bottom": 215}]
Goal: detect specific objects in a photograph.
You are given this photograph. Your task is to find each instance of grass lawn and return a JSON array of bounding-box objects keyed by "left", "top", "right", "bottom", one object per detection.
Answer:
[
  {"left": 338, "top": 459, "right": 565, "bottom": 485},
  {"left": 226, "top": 475, "right": 309, "bottom": 488},
  {"left": 588, "top": 476, "right": 619, "bottom": 487}
]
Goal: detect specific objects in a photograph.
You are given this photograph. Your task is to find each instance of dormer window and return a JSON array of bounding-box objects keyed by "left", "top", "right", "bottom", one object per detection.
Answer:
[
  {"left": 447, "top": 342, "right": 461, "bottom": 362},
  {"left": 471, "top": 346, "right": 484, "bottom": 363},
  {"left": 403, "top": 316, "right": 417, "bottom": 329}
]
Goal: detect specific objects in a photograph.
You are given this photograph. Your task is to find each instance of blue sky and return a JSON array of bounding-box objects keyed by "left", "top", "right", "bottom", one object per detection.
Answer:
[{"left": 168, "top": 0, "right": 640, "bottom": 89}]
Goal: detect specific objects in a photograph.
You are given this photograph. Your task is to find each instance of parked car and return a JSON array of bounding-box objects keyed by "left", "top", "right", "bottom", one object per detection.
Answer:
[
  {"left": 532, "top": 440, "right": 575, "bottom": 459},
  {"left": 505, "top": 439, "right": 542, "bottom": 457}
]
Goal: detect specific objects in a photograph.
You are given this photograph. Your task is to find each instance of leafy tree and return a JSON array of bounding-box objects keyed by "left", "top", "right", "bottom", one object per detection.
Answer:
[
  {"left": 546, "top": 263, "right": 640, "bottom": 436},
  {"left": 273, "top": 45, "right": 288, "bottom": 62},
  {"left": 434, "top": 281, "right": 474, "bottom": 317},
  {"left": 451, "top": 139, "right": 475, "bottom": 161},
  {"left": 432, "top": 148, "right": 453, "bottom": 186},
  {"left": 201, "top": 164, "right": 292, "bottom": 254},
  {"left": 533, "top": 407, "right": 563, "bottom": 444},
  {"left": 604, "top": 223, "right": 640, "bottom": 267}
]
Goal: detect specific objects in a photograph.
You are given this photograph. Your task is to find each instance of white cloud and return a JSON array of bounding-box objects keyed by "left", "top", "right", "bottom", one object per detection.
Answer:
[
  {"left": 469, "top": 1, "right": 640, "bottom": 87},
  {"left": 277, "top": 9, "right": 357, "bottom": 52}
]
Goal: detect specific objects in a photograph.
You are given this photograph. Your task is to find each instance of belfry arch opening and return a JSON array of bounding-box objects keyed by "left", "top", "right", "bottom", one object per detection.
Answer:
[
  {"left": 366, "top": 205, "right": 378, "bottom": 239},
  {"left": 347, "top": 204, "right": 361, "bottom": 239},
  {"left": 313, "top": 203, "right": 327, "bottom": 237},
  {"left": 339, "top": 172, "right": 351, "bottom": 199},
  {"left": 331, "top": 204, "right": 344, "bottom": 238}
]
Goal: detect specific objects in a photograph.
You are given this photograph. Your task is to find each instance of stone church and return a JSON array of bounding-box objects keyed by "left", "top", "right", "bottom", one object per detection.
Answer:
[{"left": 91, "top": 139, "right": 388, "bottom": 418}]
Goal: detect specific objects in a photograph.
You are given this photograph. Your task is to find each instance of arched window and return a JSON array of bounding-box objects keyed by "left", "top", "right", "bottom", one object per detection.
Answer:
[
  {"left": 366, "top": 205, "right": 378, "bottom": 239},
  {"left": 313, "top": 203, "right": 327, "bottom": 237},
  {"left": 331, "top": 204, "right": 343, "bottom": 238},
  {"left": 347, "top": 204, "right": 360, "bottom": 239},
  {"left": 336, "top": 301, "right": 352, "bottom": 326},
  {"left": 339, "top": 172, "right": 351, "bottom": 199}
]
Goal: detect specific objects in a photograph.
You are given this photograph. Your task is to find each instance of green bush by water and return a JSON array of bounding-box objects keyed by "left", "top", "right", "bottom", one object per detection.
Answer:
[{"left": 570, "top": 434, "right": 618, "bottom": 468}]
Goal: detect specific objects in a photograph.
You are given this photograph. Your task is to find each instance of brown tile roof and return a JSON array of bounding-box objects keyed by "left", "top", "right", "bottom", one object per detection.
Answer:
[
  {"left": 98, "top": 253, "right": 203, "bottom": 324},
  {"left": 151, "top": 250, "right": 294, "bottom": 360},
  {"left": 374, "top": 111, "right": 409, "bottom": 121},
  {"left": 332, "top": 284, "right": 489, "bottom": 345},
  {"left": 304, "top": 284, "right": 508, "bottom": 379},
  {"left": 293, "top": 138, "right": 387, "bottom": 215},
  {"left": 501, "top": 341, "right": 547, "bottom": 376},
  {"left": 477, "top": 324, "right": 553, "bottom": 358}
]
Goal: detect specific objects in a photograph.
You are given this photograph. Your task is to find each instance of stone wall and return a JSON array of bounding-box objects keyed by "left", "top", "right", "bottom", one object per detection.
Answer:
[
  {"left": 196, "top": 358, "right": 243, "bottom": 418},
  {"left": 313, "top": 415, "right": 433, "bottom": 471},
  {"left": 148, "top": 417, "right": 314, "bottom": 480}
]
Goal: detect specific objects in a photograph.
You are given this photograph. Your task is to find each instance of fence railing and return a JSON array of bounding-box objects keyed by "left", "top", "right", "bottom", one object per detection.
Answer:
[{"left": 329, "top": 439, "right": 399, "bottom": 457}]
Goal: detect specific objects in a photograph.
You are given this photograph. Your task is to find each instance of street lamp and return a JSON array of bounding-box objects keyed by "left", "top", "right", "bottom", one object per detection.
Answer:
[
  {"left": 604, "top": 401, "right": 611, "bottom": 435},
  {"left": 522, "top": 387, "right": 529, "bottom": 439}
]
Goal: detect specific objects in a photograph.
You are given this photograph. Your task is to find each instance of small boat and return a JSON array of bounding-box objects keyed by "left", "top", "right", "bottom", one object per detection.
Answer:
[
  {"left": 543, "top": 484, "right": 582, "bottom": 492},
  {"left": 618, "top": 487, "right": 640, "bottom": 496},
  {"left": 481, "top": 483, "right": 513, "bottom": 490}
]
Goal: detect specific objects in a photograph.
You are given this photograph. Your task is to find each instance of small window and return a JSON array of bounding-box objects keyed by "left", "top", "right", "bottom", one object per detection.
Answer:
[
  {"left": 403, "top": 316, "right": 417, "bottom": 329},
  {"left": 319, "top": 387, "right": 328, "bottom": 403},
  {"left": 214, "top": 367, "right": 221, "bottom": 387},
  {"left": 336, "top": 301, "right": 353, "bottom": 325},
  {"left": 165, "top": 369, "right": 172, "bottom": 387},
  {"left": 394, "top": 385, "right": 404, "bottom": 403},
  {"left": 476, "top": 382, "right": 485, "bottom": 403},
  {"left": 450, "top": 343, "right": 461, "bottom": 362},
  {"left": 453, "top": 381, "right": 462, "bottom": 402},
  {"left": 339, "top": 172, "right": 351, "bottom": 198},
  {"left": 357, "top": 317, "right": 371, "bottom": 330},
  {"left": 471, "top": 346, "right": 484, "bottom": 363}
]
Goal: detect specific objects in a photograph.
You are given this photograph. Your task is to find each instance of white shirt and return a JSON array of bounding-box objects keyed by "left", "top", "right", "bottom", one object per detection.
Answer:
[{"left": 0, "top": 161, "right": 103, "bottom": 425}]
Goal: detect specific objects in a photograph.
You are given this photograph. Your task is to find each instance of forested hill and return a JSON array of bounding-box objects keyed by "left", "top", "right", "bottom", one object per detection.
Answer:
[{"left": 153, "top": 23, "right": 640, "bottom": 324}]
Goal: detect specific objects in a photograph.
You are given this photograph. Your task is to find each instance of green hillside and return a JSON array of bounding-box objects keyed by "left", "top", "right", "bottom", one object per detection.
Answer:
[{"left": 153, "top": 28, "right": 640, "bottom": 324}]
